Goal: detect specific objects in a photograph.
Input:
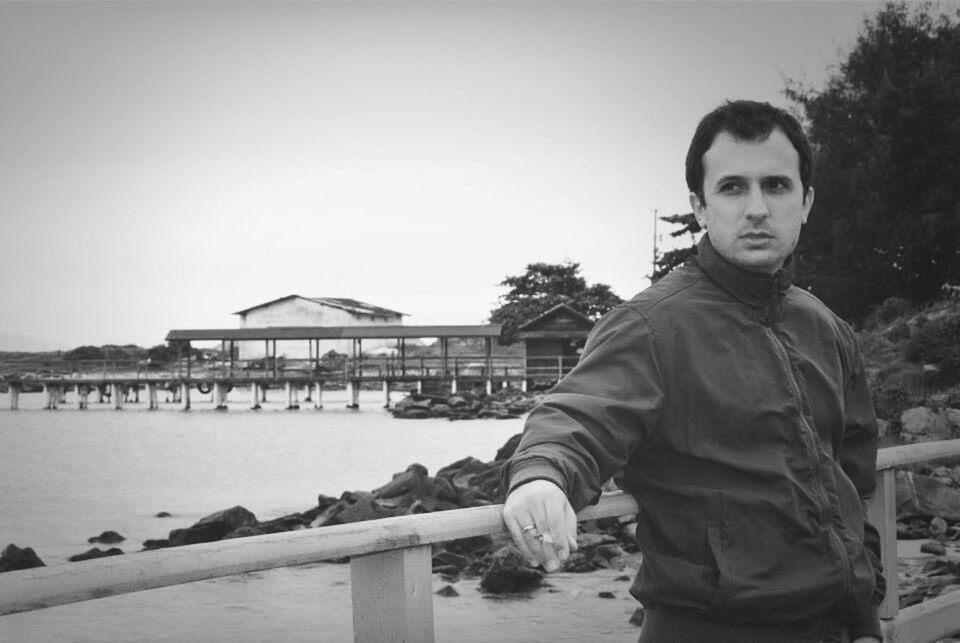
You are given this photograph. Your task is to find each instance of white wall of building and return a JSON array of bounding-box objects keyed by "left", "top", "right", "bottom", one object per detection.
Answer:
[{"left": 236, "top": 297, "right": 401, "bottom": 360}]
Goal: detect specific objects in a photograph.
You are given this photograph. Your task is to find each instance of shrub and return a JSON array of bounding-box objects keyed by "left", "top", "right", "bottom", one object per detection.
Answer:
[
  {"left": 906, "top": 312, "right": 960, "bottom": 373},
  {"left": 871, "top": 386, "right": 917, "bottom": 422}
]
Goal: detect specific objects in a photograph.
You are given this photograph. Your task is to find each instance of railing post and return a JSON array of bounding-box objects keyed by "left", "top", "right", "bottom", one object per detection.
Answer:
[
  {"left": 868, "top": 467, "right": 899, "bottom": 620},
  {"left": 350, "top": 544, "right": 435, "bottom": 643}
]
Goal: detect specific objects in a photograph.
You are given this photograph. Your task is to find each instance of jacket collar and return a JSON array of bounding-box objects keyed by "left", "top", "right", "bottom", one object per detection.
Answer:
[{"left": 693, "top": 235, "right": 793, "bottom": 310}]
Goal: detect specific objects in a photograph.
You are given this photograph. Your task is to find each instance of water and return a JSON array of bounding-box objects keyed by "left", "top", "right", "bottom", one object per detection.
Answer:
[{"left": 0, "top": 390, "right": 642, "bottom": 642}]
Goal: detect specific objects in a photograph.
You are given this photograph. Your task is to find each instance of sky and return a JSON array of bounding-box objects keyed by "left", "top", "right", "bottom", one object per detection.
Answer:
[{"left": 0, "top": 0, "right": 897, "bottom": 350}]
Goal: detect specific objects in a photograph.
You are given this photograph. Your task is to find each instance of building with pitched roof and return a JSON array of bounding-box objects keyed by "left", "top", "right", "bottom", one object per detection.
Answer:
[{"left": 233, "top": 295, "right": 405, "bottom": 359}]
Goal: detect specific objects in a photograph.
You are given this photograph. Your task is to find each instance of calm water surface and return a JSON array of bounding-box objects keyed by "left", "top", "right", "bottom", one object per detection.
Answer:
[{"left": 0, "top": 390, "right": 641, "bottom": 642}]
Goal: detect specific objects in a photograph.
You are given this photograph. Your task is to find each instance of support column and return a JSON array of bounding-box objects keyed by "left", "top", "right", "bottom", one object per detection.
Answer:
[
  {"left": 313, "top": 382, "right": 323, "bottom": 409},
  {"left": 450, "top": 378, "right": 457, "bottom": 394},
  {"left": 75, "top": 384, "right": 88, "bottom": 410},
  {"left": 250, "top": 382, "right": 261, "bottom": 410},
  {"left": 521, "top": 379, "right": 528, "bottom": 393},
  {"left": 147, "top": 383, "right": 158, "bottom": 410},
  {"left": 383, "top": 380, "right": 391, "bottom": 408},
  {"left": 346, "top": 380, "right": 359, "bottom": 409},
  {"left": 180, "top": 382, "right": 191, "bottom": 411},
  {"left": 416, "top": 380, "right": 423, "bottom": 394},
  {"left": 112, "top": 383, "right": 124, "bottom": 410},
  {"left": 43, "top": 384, "right": 57, "bottom": 410},
  {"left": 286, "top": 382, "right": 299, "bottom": 410},
  {"left": 213, "top": 382, "right": 228, "bottom": 410},
  {"left": 486, "top": 379, "right": 493, "bottom": 395},
  {"left": 351, "top": 545, "right": 434, "bottom": 643},
  {"left": 9, "top": 384, "right": 20, "bottom": 410}
]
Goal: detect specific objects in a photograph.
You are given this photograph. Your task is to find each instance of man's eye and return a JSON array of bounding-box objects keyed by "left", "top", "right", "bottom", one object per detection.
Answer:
[
  {"left": 765, "top": 179, "right": 790, "bottom": 191},
  {"left": 719, "top": 183, "right": 743, "bottom": 193}
]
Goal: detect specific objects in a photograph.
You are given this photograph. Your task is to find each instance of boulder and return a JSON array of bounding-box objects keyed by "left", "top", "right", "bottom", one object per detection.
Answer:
[
  {"left": 69, "top": 547, "right": 124, "bottom": 562},
  {"left": 479, "top": 545, "right": 543, "bottom": 594},
  {"left": 372, "top": 463, "right": 430, "bottom": 500},
  {"left": 896, "top": 471, "right": 960, "bottom": 523},
  {"left": 311, "top": 491, "right": 402, "bottom": 527},
  {"left": 167, "top": 505, "right": 258, "bottom": 547},
  {"left": 0, "top": 543, "right": 45, "bottom": 573},
  {"left": 900, "top": 407, "right": 955, "bottom": 443},
  {"left": 88, "top": 530, "right": 125, "bottom": 544},
  {"left": 141, "top": 539, "right": 171, "bottom": 550}
]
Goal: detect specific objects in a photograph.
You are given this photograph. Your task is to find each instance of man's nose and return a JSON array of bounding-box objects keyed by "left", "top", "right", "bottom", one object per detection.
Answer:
[{"left": 744, "top": 184, "right": 769, "bottom": 220}]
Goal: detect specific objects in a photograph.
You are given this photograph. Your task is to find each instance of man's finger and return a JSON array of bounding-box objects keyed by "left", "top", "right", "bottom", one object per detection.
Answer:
[{"left": 504, "top": 513, "right": 542, "bottom": 567}]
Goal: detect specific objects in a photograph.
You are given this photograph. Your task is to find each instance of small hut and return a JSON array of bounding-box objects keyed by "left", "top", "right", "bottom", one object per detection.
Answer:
[{"left": 517, "top": 303, "right": 594, "bottom": 389}]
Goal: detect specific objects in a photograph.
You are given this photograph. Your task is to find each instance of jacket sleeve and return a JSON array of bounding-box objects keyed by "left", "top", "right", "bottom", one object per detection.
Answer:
[
  {"left": 503, "top": 304, "right": 664, "bottom": 512},
  {"left": 838, "top": 324, "right": 885, "bottom": 639}
]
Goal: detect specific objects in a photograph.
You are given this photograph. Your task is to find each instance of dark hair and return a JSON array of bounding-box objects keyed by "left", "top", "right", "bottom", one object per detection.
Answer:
[{"left": 685, "top": 100, "right": 814, "bottom": 204}]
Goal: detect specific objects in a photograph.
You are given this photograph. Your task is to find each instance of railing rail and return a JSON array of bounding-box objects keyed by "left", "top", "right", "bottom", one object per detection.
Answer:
[{"left": 3, "top": 443, "right": 960, "bottom": 642}]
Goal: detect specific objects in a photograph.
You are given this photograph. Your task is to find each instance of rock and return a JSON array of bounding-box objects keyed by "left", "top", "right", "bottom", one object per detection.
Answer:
[
  {"left": 312, "top": 491, "right": 402, "bottom": 527},
  {"left": 166, "top": 505, "right": 258, "bottom": 547},
  {"left": 168, "top": 524, "right": 223, "bottom": 547},
  {"left": 598, "top": 590, "right": 616, "bottom": 598},
  {"left": 629, "top": 607, "right": 645, "bottom": 627},
  {"left": 141, "top": 539, "right": 171, "bottom": 550},
  {"left": 68, "top": 547, "right": 124, "bottom": 562},
  {"left": 947, "top": 408, "right": 960, "bottom": 431},
  {"left": 0, "top": 543, "right": 45, "bottom": 573},
  {"left": 897, "top": 471, "right": 960, "bottom": 522},
  {"left": 155, "top": 512, "right": 172, "bottom": 518},
  {"left": 900, "top": 407, "right": 955, "bottom": 443},
  {"left": 223, "top": 526, "right": 265, "bottom": 539},
  {"left": 88, "top": 530, "right": 125, "bottom": 544},
  {"left": 372, "top": 464, "right": 430, "bottom": 500},
  {"left": 480, "top": 545, "right": 543, "bottom": 594},
  {"left": 255, "top": 513, "right": 309, "bottom": 534},
  {"left": 432, "top": 550, "right": 469, "bottom": 575},
  {"left": 435, "top": 584, "right": 459, "bottom": 597},
  {"left": 931, "top": 516, "right": 950, "bottom": 540},
  {"left": 922, "top": 541, "right": 947, "bottom": 556}
]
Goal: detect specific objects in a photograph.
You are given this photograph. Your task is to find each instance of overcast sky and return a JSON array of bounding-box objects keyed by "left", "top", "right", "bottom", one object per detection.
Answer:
[{"left": 0, "top": 0, "right": 894, "bottom": 350}]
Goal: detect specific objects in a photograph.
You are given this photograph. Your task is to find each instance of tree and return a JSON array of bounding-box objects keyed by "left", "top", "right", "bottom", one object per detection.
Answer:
[
  {"left": 489, "top": 261, "right": 622, "bottom": 344},
  {"left": 652, "top": 212, "right": 701, "bottom": 282},
  {"left": 786, "top": 2, "right": 960, "bottom": 322}
]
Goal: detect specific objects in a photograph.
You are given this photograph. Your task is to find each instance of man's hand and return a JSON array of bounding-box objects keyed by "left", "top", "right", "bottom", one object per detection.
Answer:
[{"left": 502, "top": 479, "right": 579, "bottom": 572}]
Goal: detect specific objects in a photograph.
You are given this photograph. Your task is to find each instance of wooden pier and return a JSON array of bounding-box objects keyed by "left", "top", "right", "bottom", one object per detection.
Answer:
[{"left": 1, "top": 324, "right": 586, "bottom": 411}]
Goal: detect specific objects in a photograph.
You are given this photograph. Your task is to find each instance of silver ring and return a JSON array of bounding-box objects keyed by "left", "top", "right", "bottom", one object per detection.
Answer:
[
  {"left": 536, "top": 533, "right": 554, "bottom": 545},
  {"left": 521, "top": 525, "right": 537, "bottom": 533}
]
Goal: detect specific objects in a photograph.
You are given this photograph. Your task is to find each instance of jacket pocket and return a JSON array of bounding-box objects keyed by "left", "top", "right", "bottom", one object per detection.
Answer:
[{"left": 632, "top": 494, "right": 721, "bottom": 609}]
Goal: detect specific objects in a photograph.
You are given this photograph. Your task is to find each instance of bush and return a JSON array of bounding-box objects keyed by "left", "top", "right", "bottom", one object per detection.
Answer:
[
  {"left": 871, "top": 386, "right": 918, "bottom": 422},
  {"left": 906, "top": 312, "right": 960, "bottom": 373}
]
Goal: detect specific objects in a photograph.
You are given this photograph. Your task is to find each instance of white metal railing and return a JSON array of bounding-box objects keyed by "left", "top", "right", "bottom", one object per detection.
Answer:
[{"left": 3, "top": 442, "right": 960, "bottom": 642}]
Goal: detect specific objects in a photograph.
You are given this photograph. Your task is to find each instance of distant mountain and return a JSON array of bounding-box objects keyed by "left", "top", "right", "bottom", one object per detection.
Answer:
[{"left": 0, "top": 332, "right": 67, "bottom": 352}]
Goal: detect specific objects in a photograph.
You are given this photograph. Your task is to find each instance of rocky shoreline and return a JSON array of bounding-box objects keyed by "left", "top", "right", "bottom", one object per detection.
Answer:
[{"left": 6, "top": 406, "right": 960, "bottom": 625}]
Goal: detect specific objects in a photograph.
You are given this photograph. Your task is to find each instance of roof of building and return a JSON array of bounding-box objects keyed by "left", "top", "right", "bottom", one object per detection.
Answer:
[
  {"left": 517, "top": 303, "right": 594, "bottom": 331},
  {"left": 165, "top": 325, "right": 502, "bottom": 342},
  {"left": 232, "top": 295, "right": 406, "bottom": 318}
]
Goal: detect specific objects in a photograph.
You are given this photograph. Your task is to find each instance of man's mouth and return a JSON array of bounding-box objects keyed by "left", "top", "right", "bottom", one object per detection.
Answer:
[{"left": 741, "top": 231, "right": 774, "bottom": 240}]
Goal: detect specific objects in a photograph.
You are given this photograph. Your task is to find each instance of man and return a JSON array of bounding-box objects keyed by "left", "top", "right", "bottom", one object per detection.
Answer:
[{"left": 502, "top": 100, "right": 884, "bottom": 642}]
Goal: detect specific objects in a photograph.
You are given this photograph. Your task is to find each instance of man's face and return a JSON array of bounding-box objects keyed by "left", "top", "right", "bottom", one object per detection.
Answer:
[{"left": 690, "top": 128, "right": 813, "bottom": 275}]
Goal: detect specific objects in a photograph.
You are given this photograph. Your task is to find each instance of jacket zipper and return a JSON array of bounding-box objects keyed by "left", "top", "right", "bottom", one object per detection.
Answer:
[{"left": 764, "top": 324, "right": 852, "bottom": 599}]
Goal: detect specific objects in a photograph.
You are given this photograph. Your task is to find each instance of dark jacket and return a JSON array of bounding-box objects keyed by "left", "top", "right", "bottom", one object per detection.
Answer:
[{"left": 506, "top": 236, "right": 884, "bottom": 639}]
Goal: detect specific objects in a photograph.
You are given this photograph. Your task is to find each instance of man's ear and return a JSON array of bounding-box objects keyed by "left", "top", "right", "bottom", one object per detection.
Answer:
[
  {"left": 801, "top": 187, "right": 814, "bottom": 224},
  {"left": 690, "top": 193, "right": 706, "bottom": 228}
]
